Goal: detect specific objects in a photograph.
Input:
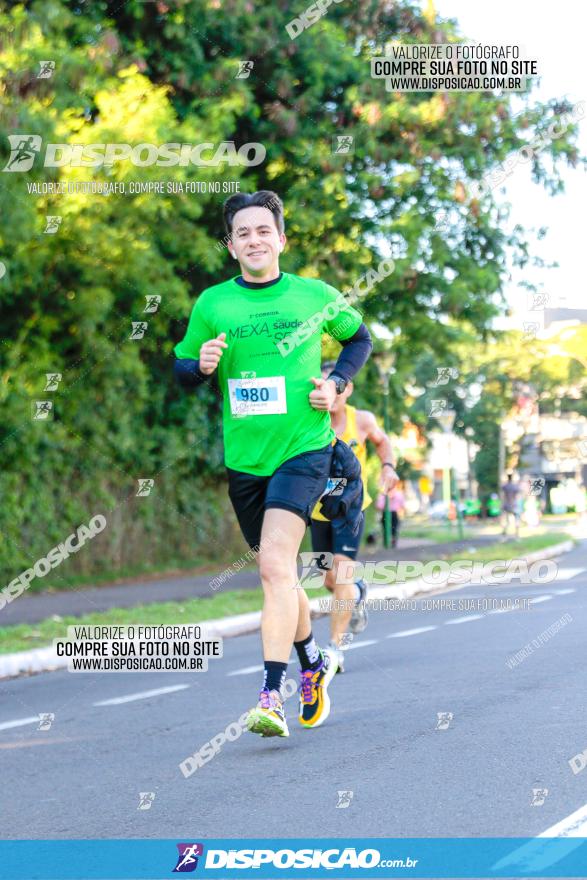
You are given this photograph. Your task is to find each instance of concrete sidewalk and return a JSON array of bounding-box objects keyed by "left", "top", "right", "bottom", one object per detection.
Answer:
[{"left": 1, "top": 536, "right": 500, "bottom": 627}]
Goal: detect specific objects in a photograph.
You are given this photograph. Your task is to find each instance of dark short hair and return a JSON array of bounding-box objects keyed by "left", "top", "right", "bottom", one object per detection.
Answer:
[{"left": 223, "top": 190, "right": 284, "bottom": 235}]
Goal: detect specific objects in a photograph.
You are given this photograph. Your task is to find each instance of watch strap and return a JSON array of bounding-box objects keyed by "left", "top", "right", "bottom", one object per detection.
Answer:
[{"left": 327, "top": 373, "right": 347, "bottom": 394}]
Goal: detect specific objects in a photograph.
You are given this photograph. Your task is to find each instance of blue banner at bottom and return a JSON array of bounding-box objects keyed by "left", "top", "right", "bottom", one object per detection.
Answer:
[{"left": 1, "top": 838, "right": 586, "bottom": 879}]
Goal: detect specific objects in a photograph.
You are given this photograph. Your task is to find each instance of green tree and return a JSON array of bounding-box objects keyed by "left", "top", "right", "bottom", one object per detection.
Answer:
[{"left": 0, "top": 0, "right": 582, "bottom": 582}]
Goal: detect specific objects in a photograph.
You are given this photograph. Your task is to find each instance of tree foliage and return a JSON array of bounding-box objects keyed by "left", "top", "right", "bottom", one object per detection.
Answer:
[
  {"left": 408, "top": 329, "right": 587, "bottom": 496},
  {"left": 0, "top": 0, "right": 581, "bottom": 581}
]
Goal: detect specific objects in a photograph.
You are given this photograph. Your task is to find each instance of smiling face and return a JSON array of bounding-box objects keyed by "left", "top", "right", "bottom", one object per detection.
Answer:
[{"left": 228, "top": 205, "right": 286, "bottom": 281}]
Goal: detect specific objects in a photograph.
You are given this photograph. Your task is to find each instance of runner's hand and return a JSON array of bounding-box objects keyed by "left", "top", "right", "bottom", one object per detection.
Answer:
[
  {"left": 199, "top": 333, "right": 227, "bottom": 375},
  {"left": 379, "top": 466, "right": 399, "bottom": 495},
  {"left": 309, "top": 377, "right": 337, "bottom": 411}
]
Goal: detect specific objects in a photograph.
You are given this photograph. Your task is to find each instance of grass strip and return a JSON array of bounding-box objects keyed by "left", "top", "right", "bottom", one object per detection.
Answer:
[{"left": 0, "top": 532, "right": 571, "bottom": 656}]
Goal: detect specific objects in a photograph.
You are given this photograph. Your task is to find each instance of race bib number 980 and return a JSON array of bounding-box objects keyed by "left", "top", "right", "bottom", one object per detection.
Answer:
[{"left": 228, "top": 376, "right": 287, "bottom": 417}]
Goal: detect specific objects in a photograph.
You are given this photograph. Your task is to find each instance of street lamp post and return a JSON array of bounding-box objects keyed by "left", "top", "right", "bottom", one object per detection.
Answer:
[
  {"left": 465, "top": 426, "right": 476, "bottom": 499},
  {"left": 372, "top": 335, "right": 396, "bottom": 550},
  {"left": 381, "top": 369, "right": 392, "bottom": 549}
]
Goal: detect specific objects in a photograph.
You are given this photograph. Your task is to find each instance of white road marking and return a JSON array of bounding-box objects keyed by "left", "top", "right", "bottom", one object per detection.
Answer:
[
  {"left": 344, "top": 639, "right": 378, "bottom": 650},
  {"left": 538, "top": 802, "right": 587, "bottom": 837},
  {"left": 227, "top": 664, "right": 264, "bottom": 677},
  {"left": 387, "top": 626, "right": 437, "bottom": 638},
  {"left": 492, "top": 802, "right": 587, "bottom": 872},
  {"left": 445, "top": 614, "right": 484, "bottom": 625},
  {"left": 0, "top": 716, "right": 40, "bottom": 732},
  {"left": 529, "top": 595, "right": 553, "bottom": 605},
  {"left": 554, "top": 568, "right": 584, "bottom": 581},
  {"left": 93, "top": 684, "right": 190, "bottom": 706},
  {"left": 228, "top": 661, "right": 296, "bottom": 677}
]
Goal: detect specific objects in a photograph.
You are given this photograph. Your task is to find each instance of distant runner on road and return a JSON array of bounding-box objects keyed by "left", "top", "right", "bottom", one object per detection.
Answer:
[
  {"left": 174, "top": 191, "right": 372, "bottom": 737},
  {"left": 310, "top": 361, "right": 398, "bottom": 672}
]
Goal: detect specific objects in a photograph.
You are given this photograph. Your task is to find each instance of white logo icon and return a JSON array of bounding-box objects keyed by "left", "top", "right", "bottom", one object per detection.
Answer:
[
  {"left": 38, "top": 713, "right": 55, "bottom": 731},
  {"left": 333, "top": 135, "right": 354, "bottom": 154},
  {"left": 44, "top": 373, "right": 62, "bottom": 391},
  {"left": 44, "top": 216, "right": 62, "bottom": 234},
  {"left": 336, "top": 790, "right": 354, "bottom": 808},
  {"left": 136, "top": 479, "right": 154, "bottom": 497},
  {"left": 529, "top": 292, "right": 550, "bottom": 310},
  {"left": 138, "top": 792, "right": 156, "bottom": 810},
  {"left": 236, "top": 61, "right": 254, "bottom": 79},
  {"left": 144, "top": 295, "right": 161, "bottom": 313},
  {"left": 32, "top": 401, "right": 53, "bottom": 420},
  {"left": 431, "top": 367, "right": 459, "bottom": 386},
  {"left": 531, "top": 787, "right": 548, "bottom": 806},
  {"left": 523, "top": 321, "right": 540, "bottom": 340},
  {"left": 429, "top": 399, "right": 447, "bottom": 417},
  {"left": 129, "top": 322, "right": 148, "bottom": 340},
  {"left": 436, "top": 711, "right": 453, "bottom": 730},
  {"left": 37, "top": 61, "right": 56, "bottom": 79},
  {"left": 3, "top": 135, "right": 42, "bottom": 172},
  {"left": 298, "top": 551, "right": 334, "bottom": 590}
]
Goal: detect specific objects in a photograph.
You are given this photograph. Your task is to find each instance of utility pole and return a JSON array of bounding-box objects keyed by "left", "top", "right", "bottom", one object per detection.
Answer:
[{"left": 382, "top": 371, "right": 391, "bottom": 549}]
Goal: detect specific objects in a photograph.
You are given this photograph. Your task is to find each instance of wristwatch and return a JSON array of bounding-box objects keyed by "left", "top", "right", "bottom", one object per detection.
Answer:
[{"left": 327, "top": 373, "right": 347, "bottom": 395}]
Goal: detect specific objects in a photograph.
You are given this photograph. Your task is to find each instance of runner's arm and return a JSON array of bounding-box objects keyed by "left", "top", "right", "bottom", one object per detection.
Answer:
[
  {"left": 359, "top": 411, "right": 398, "bottom": 492},
  {"left": 174, "top": 296, "right": 220, "bottom": 389},
  {"left": 328, "top": 323, "right": 372, "bottom": 383},
  {"left": 174, "top": 358, "right": 210, "bottom": 389},
  {"left": 359, "top": 411, "right": 395, "bottom": 465}
]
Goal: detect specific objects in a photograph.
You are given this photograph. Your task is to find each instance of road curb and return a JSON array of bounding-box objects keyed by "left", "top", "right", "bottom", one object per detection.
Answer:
[{"left": 0, "top": 539, "right": 574, "bottom": 679}]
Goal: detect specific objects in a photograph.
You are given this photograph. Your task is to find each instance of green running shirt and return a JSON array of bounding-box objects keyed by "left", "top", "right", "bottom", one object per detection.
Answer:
[{"left": 174, "top": 272, "right": 363, "bottom": 475}]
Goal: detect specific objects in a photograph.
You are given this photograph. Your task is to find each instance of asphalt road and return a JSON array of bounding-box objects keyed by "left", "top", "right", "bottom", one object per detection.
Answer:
[{"left": 1, "top": 542, "right": 586, "bottom": 841}]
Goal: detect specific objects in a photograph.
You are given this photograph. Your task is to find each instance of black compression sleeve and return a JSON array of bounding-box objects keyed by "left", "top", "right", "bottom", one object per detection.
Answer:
[
  {"left": 330, "top": 323, "right": 372, "bottom": 383},
  {"left": 174, "top": 358, "right": 209, "bottom": 389}
]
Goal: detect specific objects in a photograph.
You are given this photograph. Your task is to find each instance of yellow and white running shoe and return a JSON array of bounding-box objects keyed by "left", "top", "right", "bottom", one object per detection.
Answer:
[
  {"left": 246, "top": 688, "right": 289, "bottom": 738},
  {"left": 298, "top": 648, "right": 338, "bottom": 728}
]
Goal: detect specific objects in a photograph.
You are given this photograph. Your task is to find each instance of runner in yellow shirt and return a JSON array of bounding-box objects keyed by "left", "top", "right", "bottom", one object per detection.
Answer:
[{"left": 310, "top": 362, "right": 398, "bottom": 672}]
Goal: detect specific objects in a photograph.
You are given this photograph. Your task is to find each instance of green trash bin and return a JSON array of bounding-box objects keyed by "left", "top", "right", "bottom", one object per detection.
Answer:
[
  {"left": 464, "top": 498, "right": 482, "bottom": 517},
  {"left": 487, "top": 495, "right": 501, "bottom": 517}
]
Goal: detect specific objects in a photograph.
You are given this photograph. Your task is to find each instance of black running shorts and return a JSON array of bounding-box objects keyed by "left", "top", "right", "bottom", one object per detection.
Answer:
[
  {"left": 309, "top": 515, "right": 365, "bottom": 561},
  {"left": 226, "top": 442, "right": 334, "bottom": 550}
]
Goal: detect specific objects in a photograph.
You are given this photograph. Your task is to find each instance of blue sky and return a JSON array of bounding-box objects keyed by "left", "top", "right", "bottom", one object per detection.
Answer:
[{"left": 434, "top": 0, "right": 586, "bottom": 327}]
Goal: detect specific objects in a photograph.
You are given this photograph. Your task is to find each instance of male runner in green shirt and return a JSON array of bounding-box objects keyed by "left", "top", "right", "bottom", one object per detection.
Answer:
[{"left": 174, "top": 191, "right": 372, "bottom": 738}]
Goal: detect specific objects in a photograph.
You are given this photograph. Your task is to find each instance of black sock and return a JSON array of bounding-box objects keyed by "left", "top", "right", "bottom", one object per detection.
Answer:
[
  {"left": 263, "top": 661, "right": 287, "bottom": 695},
  {"left": 294, "top": 632, "right": 322, "bottom": 672}
]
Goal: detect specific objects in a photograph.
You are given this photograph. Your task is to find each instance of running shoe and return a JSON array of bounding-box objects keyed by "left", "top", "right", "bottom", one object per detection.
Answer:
[
  {"left": 298, "top": 648, "right": 338, "bottom": 728},
  {"left": 328, "top": 639, "right": 345, "bottom": 674},
  {"left": 349, "top": 579, "right": 368, "bottom": 634},
  {"left": 246, "top": 688, "right": 289, "bottom": 738}
]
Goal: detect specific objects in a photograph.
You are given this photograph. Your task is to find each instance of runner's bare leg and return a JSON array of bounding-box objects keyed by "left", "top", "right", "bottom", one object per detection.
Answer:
[
  {"left": 325, "top": 555, "right": 355, "bottom": 644},
  {"left": 257, "top": 507, "right": 306, "bottom": 662}
]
